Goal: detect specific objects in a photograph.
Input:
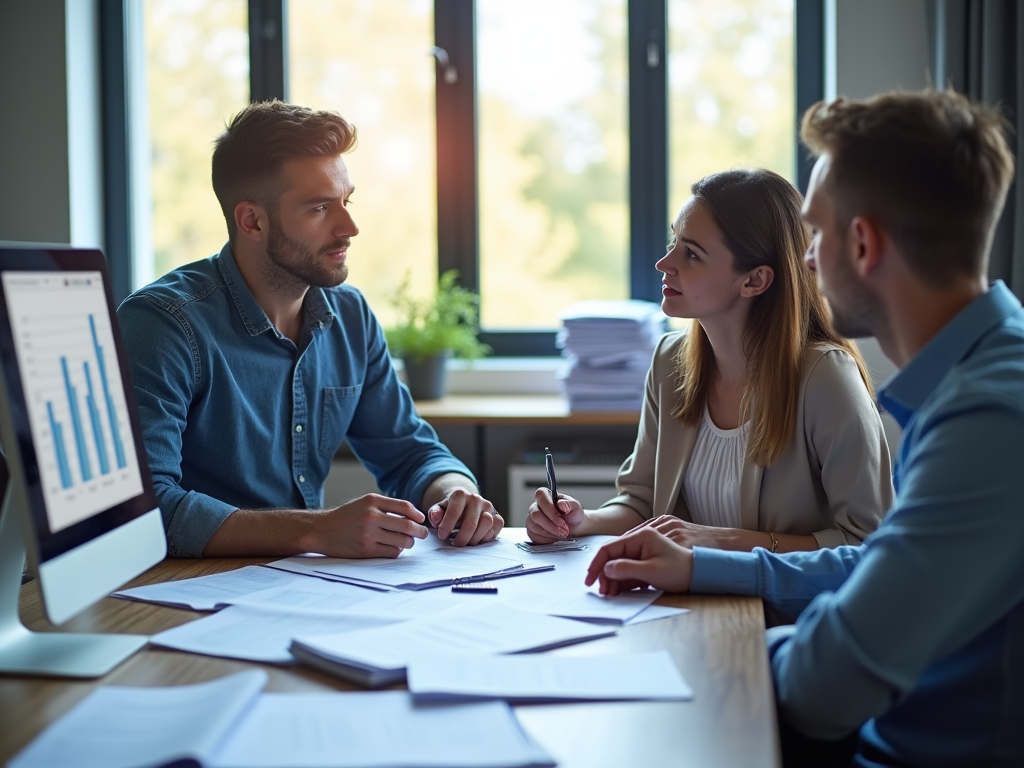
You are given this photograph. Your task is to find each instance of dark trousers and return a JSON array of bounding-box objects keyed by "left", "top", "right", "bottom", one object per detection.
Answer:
[{"left": 779, "top": 718, "right": 858, "bottom": 768}]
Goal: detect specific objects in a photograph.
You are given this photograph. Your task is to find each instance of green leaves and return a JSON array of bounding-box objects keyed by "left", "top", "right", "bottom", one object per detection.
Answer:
[{"left": 383, "top": 270, "right": 491, "bottom": 364}]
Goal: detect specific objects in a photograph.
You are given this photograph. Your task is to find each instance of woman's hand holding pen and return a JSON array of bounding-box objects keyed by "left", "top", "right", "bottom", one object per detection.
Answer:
[{"left": 526, "top": 490, "right": 587, "bottom": 544}]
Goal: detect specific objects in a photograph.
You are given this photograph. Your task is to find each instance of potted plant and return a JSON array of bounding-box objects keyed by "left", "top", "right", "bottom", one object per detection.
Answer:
[{"left": 384, "top": 269, "right": 490, "bottom": 400}]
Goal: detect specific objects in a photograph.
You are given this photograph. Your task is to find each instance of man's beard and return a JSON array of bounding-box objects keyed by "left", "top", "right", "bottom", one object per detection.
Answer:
[
  {"left": 265, "top": 215, "right": 349, "bottom": 289},
  {"left": 821, "top": 236, "right": 887, "bottom": 340}
]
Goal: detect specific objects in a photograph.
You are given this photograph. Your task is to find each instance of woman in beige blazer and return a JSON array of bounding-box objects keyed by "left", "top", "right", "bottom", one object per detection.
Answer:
[{"left": 527, "top": 169, "right": 893, "bottom": 553}]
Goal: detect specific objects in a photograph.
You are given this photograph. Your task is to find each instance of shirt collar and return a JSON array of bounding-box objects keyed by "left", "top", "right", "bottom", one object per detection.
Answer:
[
  {"left": 214, "top": 243, "right": 336, "bottom": 337},
  {"left": 878, "top": 281, "right": 1021, "bottom": 428}
]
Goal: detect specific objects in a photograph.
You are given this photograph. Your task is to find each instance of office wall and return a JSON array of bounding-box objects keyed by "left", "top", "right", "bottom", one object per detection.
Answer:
[
  {"left": 0, "top": 0, "right": 103, "bottom": 248},
  {"left": 827, "top": 0, "right": 931, "bottom": 453},
  {"left": 831, "top": 0, "right": 931, "bottom": 100}
]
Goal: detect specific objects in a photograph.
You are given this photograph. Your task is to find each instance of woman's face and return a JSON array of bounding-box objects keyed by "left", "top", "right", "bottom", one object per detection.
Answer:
[{"left": 656, "top": 197, "right": 751, "bottom": 321}]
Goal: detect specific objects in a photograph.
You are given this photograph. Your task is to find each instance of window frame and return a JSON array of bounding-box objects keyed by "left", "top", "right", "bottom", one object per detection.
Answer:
[{"left": 102, "top": 0, "right": 823, "bottom": 355}]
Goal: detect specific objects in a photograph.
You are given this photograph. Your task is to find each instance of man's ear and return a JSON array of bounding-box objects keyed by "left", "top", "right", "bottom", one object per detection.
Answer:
[
  {"left": 847, "top": 216, "right": 884, "bottom": 278},
  {"left": 234, "top": 201, "right": 269, "bottom": 243},
  {"left": 740, "top": 265, "right": 775, "bottom": 298}
]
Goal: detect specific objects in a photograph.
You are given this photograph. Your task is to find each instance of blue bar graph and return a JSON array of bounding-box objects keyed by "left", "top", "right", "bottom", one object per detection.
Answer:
[
  {"left": 90, "top": 315, "right": 126, "bottom": 469},
  {"left": 46, "top": 401, "right": 73, "bottom": 489},
  {"left": 61, "top": 356, "right": 92, "bottom": 482},
  {"left": 84, "top": 361, "right": 110, "bottom": 475}
]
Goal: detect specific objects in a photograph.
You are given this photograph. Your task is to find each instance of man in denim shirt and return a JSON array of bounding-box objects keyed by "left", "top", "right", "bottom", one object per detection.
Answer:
[
  {"left": 584, "top": 90, "right": 1024, "bottom": 766},
  {"left": 118, "top": 101, "right": 503, "bottom": 558}
]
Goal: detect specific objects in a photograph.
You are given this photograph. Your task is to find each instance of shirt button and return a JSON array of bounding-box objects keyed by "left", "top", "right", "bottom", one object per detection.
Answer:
[
  {"left": 298, "top": 475, "right": 305, "bottom": 483},
  {"left": 295, "top": 424, "right": 303, "bottom": 433}
]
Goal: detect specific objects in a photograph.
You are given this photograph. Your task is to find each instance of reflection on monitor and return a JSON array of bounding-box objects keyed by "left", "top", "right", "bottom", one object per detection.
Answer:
[{"left": 0, "top": 246, "right": 166, "bottom": 678}]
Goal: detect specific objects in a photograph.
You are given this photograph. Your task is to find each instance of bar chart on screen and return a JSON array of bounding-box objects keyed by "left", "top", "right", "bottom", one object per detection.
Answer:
[{"left": 1, "top": 272, "right": 143, "bottom": 532}]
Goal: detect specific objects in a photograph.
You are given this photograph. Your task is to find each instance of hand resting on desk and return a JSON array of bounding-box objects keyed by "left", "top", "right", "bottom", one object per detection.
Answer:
[
  {"left": 203, "top": 494, "right": 428, "bottom": 558},
  {"left": 585, "top": 527, "right": 694, "bottom": 596}
]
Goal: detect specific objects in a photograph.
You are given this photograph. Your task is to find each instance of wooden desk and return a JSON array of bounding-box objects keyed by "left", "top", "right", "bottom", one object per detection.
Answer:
[
  {"left": 0, "top": 559, "right": 780, "bottom": 768},
  {"left": 414, "top": 394, "right": 641, "bottom": 427}
]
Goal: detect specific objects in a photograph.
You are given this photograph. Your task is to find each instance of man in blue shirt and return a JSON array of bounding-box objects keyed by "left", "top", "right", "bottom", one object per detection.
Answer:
[
  {"left": 118, "top": 101, "right": 503, "bottom": 558},
  {"left": 585, "top": 90, "right": 1024, "bottom": 766}
]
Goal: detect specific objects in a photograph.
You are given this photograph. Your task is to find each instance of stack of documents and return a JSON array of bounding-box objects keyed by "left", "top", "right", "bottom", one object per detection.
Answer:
[
  {"left": 290, "top": 603, "right": 616, "bottom": 687},
  {"left": 556, "top": 299, "right": 666, "bottom": 412},
  {"left": 9, "top": 670, "right": 555, "bottom": 768}
]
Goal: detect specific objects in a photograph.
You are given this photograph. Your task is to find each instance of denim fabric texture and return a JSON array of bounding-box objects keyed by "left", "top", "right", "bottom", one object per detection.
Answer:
[{"left": 117, "top": 244, "right": 473, "bottom": 557}]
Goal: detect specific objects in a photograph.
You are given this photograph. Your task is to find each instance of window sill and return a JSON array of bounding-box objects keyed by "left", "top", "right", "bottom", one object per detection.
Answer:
[{"left": 393, "top": 357, "right": 563, "bottom": 395}]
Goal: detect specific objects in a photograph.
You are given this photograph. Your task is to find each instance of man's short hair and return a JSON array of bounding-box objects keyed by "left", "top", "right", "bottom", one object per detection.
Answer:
[
  {"left": 800, "top": 89, "right": 1015, "bottom": 288},
  {"left": 212, "top": 100, "right": 357, "bottom": 241}
]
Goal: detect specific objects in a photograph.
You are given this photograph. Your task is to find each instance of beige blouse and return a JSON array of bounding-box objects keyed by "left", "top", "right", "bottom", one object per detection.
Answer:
[{"left": 602, "top": 331, "right": 894, "bottom": 547}]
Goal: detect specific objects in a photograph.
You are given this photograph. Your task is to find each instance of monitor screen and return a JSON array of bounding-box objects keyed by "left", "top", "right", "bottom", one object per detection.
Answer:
[{"left": 0, "top": 248, "right": 159, "bottom": 566}]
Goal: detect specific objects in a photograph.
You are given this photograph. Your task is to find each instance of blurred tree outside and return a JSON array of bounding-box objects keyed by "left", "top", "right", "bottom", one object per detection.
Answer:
[
  {"left": 478, "top": 0, "right": 630, "bottom": 330},
  {"left": 143, "top": 0, "right": 248, "bottom": 282},
  {"left": 289, "top": 0, "right": 437, "bottom": 329},
  {"left": 669, "top": 0, "right": 795, "bottom": 209}
]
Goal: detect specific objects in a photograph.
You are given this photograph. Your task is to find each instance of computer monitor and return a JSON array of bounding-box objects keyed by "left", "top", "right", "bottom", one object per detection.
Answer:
[{"left": 0, "top": 245, "right": 166, "bottom": 677}]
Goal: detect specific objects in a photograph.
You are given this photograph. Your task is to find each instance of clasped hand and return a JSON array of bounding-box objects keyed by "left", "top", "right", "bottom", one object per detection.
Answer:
[{"left": 427, "top": 487, "right": 504, "bottom": 547}]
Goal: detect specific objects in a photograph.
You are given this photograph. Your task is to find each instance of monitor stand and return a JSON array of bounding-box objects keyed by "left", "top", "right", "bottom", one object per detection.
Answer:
[{"left": 0, "top": 486, "right": 148, "bottom": 678}]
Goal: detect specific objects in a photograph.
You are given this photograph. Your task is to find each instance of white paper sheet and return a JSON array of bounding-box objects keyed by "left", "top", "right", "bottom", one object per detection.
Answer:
[
  {"left": 150, "top": 603, "right": 399, "bottom": 663},
  {"left": 407, "top": 650, "right": 694, "bottom": 702},
  {"left": 209, "top": 692, "right": 554, "bottom": 768},
  {"left": 9, "top": 671, "right": 268, "bottom": 768},
  {"left": 113, "top": 565, "right": 302, "bottom": 610},
  {"left": 293, "top": 603, "right": 616, "bottom": 673}
]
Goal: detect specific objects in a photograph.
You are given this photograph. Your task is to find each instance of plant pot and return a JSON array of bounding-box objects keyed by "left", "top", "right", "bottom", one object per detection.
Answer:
[{"left": 403, "top": 352, "right": 450, "bottom": 400}]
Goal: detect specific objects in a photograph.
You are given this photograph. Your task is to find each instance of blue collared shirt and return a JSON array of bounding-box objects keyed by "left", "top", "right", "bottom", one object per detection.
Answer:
[
  {"left": 690, "top": 281, "right": 1024, "bottom": 766},
  {"left": 117, "top": 244, "right": 473, "bottom": 557}
]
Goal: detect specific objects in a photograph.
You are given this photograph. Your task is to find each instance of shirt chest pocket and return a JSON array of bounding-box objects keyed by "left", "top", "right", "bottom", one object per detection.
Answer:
[{"left": 319, "top": 385, "right": 363, "bottom": 458}]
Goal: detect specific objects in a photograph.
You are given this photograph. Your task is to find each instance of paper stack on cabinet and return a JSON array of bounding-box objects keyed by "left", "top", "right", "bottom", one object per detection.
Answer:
[{"left": 556, "top": 299, "right": 666, "bottom": 412}]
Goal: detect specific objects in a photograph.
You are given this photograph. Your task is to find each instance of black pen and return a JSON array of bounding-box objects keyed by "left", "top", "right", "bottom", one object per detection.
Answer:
[{"left": 545, "top": 447, "right": 558, "bottom": 507}]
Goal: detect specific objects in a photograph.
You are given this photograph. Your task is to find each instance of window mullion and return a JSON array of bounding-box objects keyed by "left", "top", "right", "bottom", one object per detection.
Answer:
[
  {"left": 795, "top": 0, "right": 825, "bottom": 195},
  {"left": 628, "top": 0, "right": 669, "bottom": 305},
  {"left": 249, "top": 0, "right": 287, "bottom": 102},
  {"left": 434, "top": 0, "right": 479, "bottom": 292}
]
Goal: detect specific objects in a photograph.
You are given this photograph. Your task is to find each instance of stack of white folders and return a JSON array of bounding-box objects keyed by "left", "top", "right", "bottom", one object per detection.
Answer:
[{"left": 290, "top": 603, "right": 616, "bottom": 688}]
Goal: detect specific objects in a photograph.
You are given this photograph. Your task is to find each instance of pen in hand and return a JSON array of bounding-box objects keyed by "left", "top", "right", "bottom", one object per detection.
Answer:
[
  {"left": 545, "top": 447, "right": 558, "bottom": 507},
  {"left": 545, "top": 447, "right": 570, "bottom": 537}
]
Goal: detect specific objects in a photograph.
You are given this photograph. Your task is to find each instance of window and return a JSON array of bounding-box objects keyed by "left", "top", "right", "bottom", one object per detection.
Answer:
[
  {"left": 288, "top": 0, "right": 437, "bottom": 326},
  {"left": 477, "top": 0, "right": 629, "bottom": 330},
  {"left": 133, "top": 0, "right": 249, "bottom": 286},
  {"left": 116, "top": 0, "right": 815, "bottom": 353}
]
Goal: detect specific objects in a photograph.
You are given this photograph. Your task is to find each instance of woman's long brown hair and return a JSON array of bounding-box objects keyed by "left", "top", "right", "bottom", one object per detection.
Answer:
[{"left": 669, "top": 169, "right": 871, "bottom": 467}]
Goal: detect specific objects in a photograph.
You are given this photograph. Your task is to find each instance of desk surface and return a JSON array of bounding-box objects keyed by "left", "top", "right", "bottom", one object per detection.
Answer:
[
  {"left": 1, "top": 558, "right": 779, "bottom": 768},
  {"left": 414, "top": 394, "right": 641, "bottom": 426}
]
